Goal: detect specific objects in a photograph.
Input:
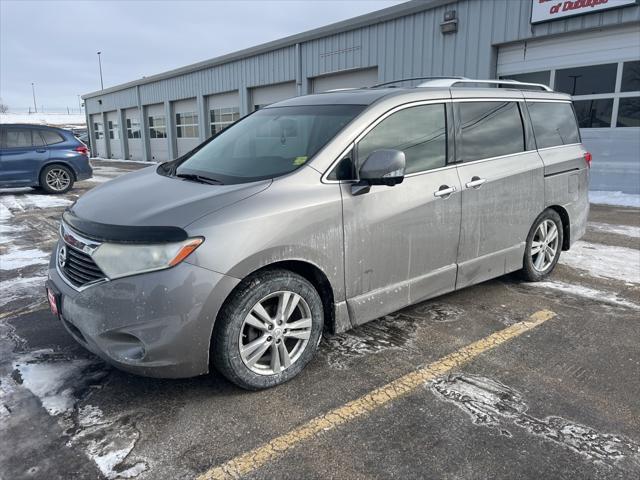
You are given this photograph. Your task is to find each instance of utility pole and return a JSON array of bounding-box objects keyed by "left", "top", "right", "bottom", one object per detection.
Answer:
[
  {"left": 97, "top": 51, "right": 104, "bottom": 90},
  {"left": 31, "top": 82, "right": 37, "bottom": 113}
]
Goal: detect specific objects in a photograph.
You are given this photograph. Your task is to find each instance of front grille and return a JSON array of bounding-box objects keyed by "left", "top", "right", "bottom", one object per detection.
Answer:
[{"left": 62, "top": 245, "right": 106, "bottom": 288}]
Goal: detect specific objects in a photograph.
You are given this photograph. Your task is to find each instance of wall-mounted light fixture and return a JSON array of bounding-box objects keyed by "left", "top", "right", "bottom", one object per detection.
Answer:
[{"left": 440, "top": 10, "right": 458, "bottom": 34}]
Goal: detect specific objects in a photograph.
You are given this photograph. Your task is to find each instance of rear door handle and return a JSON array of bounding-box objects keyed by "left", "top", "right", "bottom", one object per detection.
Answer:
[
  {"left": 434, "top": 185, "right": 456, "bottom": 198},
  {"left": 36, "top": 149, "right": 47, "bottom": 153},
  {"left": 465, "top": 176, "right": 487, "bottom": 189}
]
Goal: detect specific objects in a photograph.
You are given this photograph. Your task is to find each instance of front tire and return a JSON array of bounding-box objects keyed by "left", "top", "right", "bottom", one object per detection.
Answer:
[
  {"left": 40, "top": 164, "right": 74, "bottom": 194},
  {"left": 520, "top": 209, "right": 563, "bottom": 282},
  {"left": 212, "top": 269, "right": 324, "bottom": 390}
]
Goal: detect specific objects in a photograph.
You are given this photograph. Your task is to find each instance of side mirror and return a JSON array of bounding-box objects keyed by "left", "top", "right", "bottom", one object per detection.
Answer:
[{"left": 352, "top": 149, "right": 405, "bottom": 196}]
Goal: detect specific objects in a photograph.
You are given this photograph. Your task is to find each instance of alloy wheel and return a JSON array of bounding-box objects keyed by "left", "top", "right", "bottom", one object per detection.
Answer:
[
  {"left": 531, "top": 219, "right": 559, "bottom": 272},
  {"left": 239, "top": 291, "right": 312, "bottom": 375},
  {"left": 45, "top": 168, "right": 71, "bottom": 192}
]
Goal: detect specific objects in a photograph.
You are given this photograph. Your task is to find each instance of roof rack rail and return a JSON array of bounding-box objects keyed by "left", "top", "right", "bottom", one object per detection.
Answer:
[
  {"left": 417, "top": 78, "right": 553, "bottom": 92},
  {"left": 370, "top": 76, "right": 466, "bottom": 88}
]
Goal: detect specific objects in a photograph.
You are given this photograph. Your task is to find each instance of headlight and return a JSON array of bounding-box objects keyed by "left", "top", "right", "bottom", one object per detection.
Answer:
[{"left": 92, "top": 237, "right": 203, "bottom": 279}]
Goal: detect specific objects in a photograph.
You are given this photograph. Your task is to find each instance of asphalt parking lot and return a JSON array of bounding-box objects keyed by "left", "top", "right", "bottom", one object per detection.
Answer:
[{"left": 1, "top": 159, "right": 639, "bottom": 480}]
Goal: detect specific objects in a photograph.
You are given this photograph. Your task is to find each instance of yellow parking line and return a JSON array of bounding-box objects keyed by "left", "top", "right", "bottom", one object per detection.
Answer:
[{"left": 197, "top": 309, "right": 556, "bottom": 480}]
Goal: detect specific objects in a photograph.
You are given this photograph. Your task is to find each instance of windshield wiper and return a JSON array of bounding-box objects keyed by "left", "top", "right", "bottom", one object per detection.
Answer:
[{"left": 175, "top": 173, "right": 224, "bottom": 185}]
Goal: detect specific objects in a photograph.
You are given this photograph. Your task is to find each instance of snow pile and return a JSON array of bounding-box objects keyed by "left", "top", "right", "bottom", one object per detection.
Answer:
[
  {"left": 529, "top": 280, "right": 639, "bottom": 310},
  {"left": 588, "top": 222, "right": 640, "bottom": 239},
  {"left": 560, "top": 241, "right": 640, "bottom": 284},
  {"left": 0, "top": 112, "right": 85, "bottom": 126},
  {"left": 589, "top": 191, "right": 640, "bottom": 208}
]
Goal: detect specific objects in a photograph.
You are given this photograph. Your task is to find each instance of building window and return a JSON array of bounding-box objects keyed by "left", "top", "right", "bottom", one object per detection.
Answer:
[
  {"left": 126, "top": 118, "right": 141, "bottom": 139},
  {"left": 149, "top": 115, "right": 166, "bottom": 138},
  {"left": 108, "top": 120, "right": 119, "bottom": 140},
  {"left": 621, "top": 61, "right": 640, "bottom": 93},
  {"left": 176, "top": 112, "right": 199, "bottom": 138},
  {"left": 93, "top": 122, "right": 104, "bottom": 139},
  {"left": 500, "top": 71, "right": 550, "bottom": 87},
  {"left": 573, "top": 99, "right": 614, "bottom": 128},
  {"left": 555, "top": 64, "right": 617, "bottom": 96},
  {"left": 617, "top": 97, "right": 640, "bottom": 128},
  {"left": 210, "top": 107, "right": 240, "bottom": 135}
]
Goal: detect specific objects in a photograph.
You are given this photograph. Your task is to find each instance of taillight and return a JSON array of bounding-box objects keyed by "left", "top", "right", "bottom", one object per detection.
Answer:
[
  {"left": 75, "top": 145, "right": 89, "bottom": 156},
  {"left": 584, "top": 152, "right": 592, "bottom": 168}
]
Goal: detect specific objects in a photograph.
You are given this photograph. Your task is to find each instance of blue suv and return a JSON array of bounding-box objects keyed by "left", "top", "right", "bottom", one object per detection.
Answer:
[{"left": 0, "top": 124, "right": 93, "bottom": 194}]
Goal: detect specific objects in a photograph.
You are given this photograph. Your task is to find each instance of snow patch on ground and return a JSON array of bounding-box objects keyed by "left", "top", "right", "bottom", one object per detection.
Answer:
[
  {"left": 560, "top": 241, "right": 640, "bottom": 284},
  {"left": 529, "top": 280, "right": 639, "bottom": 310},
  {"left": 0, "top": 275, "right": 47, "bottom": 308},
  {"left": 589, "top": 191, "right": 640, "bottom": 208},
  {"left": 0, "top": 203, "right": 12, "bottom": 221},
  {"left": 430, "top": 373, "right": 640, "bottom": 465},
  {"left": 0, "top": 112, "right": 86, "bottom": 126},
  {"left": 587, "top": 222, "right": 640, "bottom": 239},
  {"left": 1, "top": 194, "right": 72, "bottom": 211},
  {"left": 1, "top": 248, "right": 49, "bottom": 270}
]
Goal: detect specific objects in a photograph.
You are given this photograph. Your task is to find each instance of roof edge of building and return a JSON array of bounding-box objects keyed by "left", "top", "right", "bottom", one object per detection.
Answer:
[{"left": 82, "top": 0, "right": 455, "bottom": 100}]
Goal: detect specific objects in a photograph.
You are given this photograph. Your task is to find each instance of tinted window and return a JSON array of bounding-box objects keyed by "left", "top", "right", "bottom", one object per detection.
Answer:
[
  {"left": 500, "top": 71, "right": 551, "bottom": 87},
  {"left": 527, "top": 102, "right": 580, "bottom": 148},
  {"left": 458, "top": 102, "right": 524, "bottom": 161},
  {"left": 617, "top": 97, "right": 640, "bottom": 127},
  {"left": 5, "top": 129, "right": 32, "bottom": 148},
  {"left": 40, "top": 130, "right": 64, "bottom": 145},
  {"left": 621, "top": 61, "right": 640, "bottom": 92},
  {"left": 32, "top": 131, "right": 45, "bottom": 146},
  {"left": 357, "top": 104, "right": 446, "bottom": 175},
  {"left": 555, "top": 64, "right": 617, "bottom": 95},
  {"left": 573, "top": 99, "right": 613, "bottom": 128},
  {"left": 175, "top": 105, "right": 364, "bottom": 184}
]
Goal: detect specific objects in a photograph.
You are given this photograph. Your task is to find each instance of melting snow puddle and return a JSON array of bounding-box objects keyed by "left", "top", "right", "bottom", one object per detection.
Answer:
[
  {"left": 529, "top": 281, "right": 640, "bottom": 310},
  {"left": 1, "top": 247, "right": 50, "bottom": 271},
  {"left": 9, "top": 350, "right": 148, "bottom": 478},
  {"left": 588, "top": 222, "right": 640, "bottom": 239},
  {"left": 430, "top": 373, "right": 640, "bottom": 465},
  {"left": 560, "top": 241, "right": 640, "bottom": 284}
]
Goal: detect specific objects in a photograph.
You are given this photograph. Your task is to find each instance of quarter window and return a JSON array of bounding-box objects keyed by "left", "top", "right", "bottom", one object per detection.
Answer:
[
  {"left": 458, "top": 101, "right": 525, "bottom": 162},
  {"left": 356, "top": 104, "right": 447, "bottom": 175},
  {"left": 555, "top": 64, "right": 617, "bottom": 95},
  {"left": 210, "top": 107, "right": 240, "bottom": 136},
  {"left": 527, "top": 102, "right": 580, "bottom": 148},
  {"left": 617, "top": 97, "right": 640, "bottom": 127},
  {"left": 108, "top": 120, "right": 119, "bottom": 140},
  {"left": 573, "top": 99, "right": 614, "bottom": 128},
  {"left": 126, "top": 118, "right": 141, "bottom": 139},
  {"left": 176, "top": 112, "right": 199, "bottom": 138},
  {"left": 148, "top": 115, "right": 167, "bottom": 138}
]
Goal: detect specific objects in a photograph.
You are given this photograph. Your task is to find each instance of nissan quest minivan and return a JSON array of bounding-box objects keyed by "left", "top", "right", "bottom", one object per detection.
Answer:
[{"left": 46, "top": 78, "right": 589, "bottom": 390}]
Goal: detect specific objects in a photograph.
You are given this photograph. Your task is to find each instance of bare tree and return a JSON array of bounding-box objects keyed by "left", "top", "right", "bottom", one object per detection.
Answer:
[{"left": 0, "top": 98, "right": 8, "bottom": 114}]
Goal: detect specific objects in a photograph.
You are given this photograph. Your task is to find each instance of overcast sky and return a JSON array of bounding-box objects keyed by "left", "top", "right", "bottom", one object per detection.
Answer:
[{"left": 0, "top": 0, "right": 404, "bottom": 112}]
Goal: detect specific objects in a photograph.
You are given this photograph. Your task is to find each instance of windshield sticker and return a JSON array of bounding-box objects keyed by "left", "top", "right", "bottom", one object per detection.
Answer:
[{"left": 293, "top": 156, "right": 308, "bottom": 166}]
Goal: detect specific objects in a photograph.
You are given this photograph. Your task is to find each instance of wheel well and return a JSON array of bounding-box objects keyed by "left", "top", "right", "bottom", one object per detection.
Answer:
[
  {"left": 39, "top": 162, "right": 76, "bottom": 182},
  {"left": 548, "top": 205, "right": 571, "bottom": 251}
]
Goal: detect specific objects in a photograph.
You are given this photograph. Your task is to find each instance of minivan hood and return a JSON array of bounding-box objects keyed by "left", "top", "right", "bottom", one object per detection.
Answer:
[{"left": 70, "top": 166, "right": 271, "bottom": 228}]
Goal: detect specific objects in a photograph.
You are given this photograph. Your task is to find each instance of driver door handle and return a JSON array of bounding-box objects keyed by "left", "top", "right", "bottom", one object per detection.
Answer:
[
  {"left": 434, "top": 185, "right": 456, "bottom": 198},
  {"left": 465, "top": 176, "right": 487, "bottom": 189}
]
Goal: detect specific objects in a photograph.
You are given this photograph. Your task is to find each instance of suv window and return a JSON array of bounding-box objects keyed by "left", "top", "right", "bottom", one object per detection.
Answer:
[
  {"left": 458, "top": 101, "right": 525, "bottom": 162},
  {"left": 39, "top": 129, "right": 65, "bottom": 145},
  {"left": 527, "top": 102, "right": 580, "bottom": 148},
  {"left": 4, "top": 128, "right": 33, "bottom": 148},
  {"left": 357, "top": 104, "right": 446, "bottom": 175}
]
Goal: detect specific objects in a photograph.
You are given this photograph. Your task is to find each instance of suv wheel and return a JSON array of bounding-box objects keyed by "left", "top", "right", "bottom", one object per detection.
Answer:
[
  {"left": 40, "top": 165, "right": 74, "bottom": 194},
  {"left": 212, "top": 269, "right": 323, "bottom": 390},
  {"left": 520, "top": 209, "right": 564, "bottom": 282}
]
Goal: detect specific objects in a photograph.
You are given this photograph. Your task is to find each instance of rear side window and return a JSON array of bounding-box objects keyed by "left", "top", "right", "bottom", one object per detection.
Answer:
[
  {"left": 356, "top": 104, "right": 447, "bottom": 175},
  {"left": 39, "top": 130, "right": 65, "bottom": 145},
  {"left": 457, "top": 101, "right": 525, "bottom": 162},
  {"left": 4, "top": 128, "right": 33, "bottom": 148},
  {"left": 527, "top": 102, "right": 580, "bottom": 149}
]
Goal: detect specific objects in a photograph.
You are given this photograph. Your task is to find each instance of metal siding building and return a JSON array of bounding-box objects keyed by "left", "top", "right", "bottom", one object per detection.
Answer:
[{"left": 82, "top": 0, "right": 640, "bottom": 192}]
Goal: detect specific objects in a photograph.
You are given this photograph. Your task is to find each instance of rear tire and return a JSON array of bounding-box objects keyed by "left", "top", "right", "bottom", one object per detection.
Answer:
[
  {"left": 40, "top": 164, "right": 74, "bottom": 194},
  {"left": 212, "top": 269, "right": 324, "bottom": 390},
  {"left": 520, "top": 209, "right": 563, "bottom": 282}
]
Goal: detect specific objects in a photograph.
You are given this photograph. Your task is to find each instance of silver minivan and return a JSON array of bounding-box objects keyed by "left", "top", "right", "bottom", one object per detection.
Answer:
[{"left": 46, "top": 78, "right": 589, "bottom": 390}]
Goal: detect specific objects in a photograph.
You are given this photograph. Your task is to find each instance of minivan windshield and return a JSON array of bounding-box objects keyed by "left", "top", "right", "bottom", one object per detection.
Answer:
[{"left": 174, "top": 104, "right": 365, "bottom": 184}]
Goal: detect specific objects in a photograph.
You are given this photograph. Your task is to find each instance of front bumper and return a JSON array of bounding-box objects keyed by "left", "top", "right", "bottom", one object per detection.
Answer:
[{"left": 47, "top": 249, "right": 239, "bottom": 378}]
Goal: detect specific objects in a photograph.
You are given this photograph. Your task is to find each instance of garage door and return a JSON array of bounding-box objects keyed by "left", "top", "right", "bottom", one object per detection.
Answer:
[
  {"left": 497, "top": 24, "right": 640, "bottom": 194},
  {"left": 174, "top": 98, "right": 200, "bottom": 157},
  {"left": 207, "top": 91, "right": 240, "bottom": 137},
  {"left": 106, "top": 111, "right": 121, "bottom": 159},
  {"left": 146, "top": 103, "right": 168, "bottom": 162},
  {"left": 90, "top": 114, "right": 106, "bottom": 158},
  {"left": 311, "top": 68, "right": 378, "bottom": 93},
  {"left": 250, "top": 82, "right": 296, "bottom": 111},
  {"left": 124, "top": 107, "right": 142, "bottom": 161}
]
